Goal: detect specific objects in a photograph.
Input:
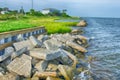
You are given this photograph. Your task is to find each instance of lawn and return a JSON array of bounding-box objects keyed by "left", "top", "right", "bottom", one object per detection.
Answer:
[{"left": 0, "top": 16, "right": 78, "bottom": 34}]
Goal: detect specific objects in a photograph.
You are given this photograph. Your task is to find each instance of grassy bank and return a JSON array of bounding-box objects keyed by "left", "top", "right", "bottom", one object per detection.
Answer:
[{"left": 0, "top": 16, "right": 78, "bottom": 34}]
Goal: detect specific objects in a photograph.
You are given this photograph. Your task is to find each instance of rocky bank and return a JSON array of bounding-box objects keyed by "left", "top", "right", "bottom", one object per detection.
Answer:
[{"left": 0, "top": 21, "right": 93, "bottom": 80}]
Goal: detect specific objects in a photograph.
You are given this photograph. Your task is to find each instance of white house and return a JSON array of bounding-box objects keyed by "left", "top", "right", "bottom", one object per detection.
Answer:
[
  {"left": 41, "top": 8, "right": 60, "bottom": 15},
  {"left": 0, "top": 11, "right": 8, "bottom": 14},
  {"left": 0, "top": 7, "right": 9, "bottom": 14}
]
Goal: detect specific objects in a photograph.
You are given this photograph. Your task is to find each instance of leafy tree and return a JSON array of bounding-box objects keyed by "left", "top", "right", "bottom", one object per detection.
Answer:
[
  {"left": 0, "top": 8, "right": 3, "bottom": 12},
  {"left": 52, "top": 10, "right": 61, "bottom": 16},
  {"left": 30, "top": 9, "right": 35, "bottom": 15},
  {"left": 62, "top": 9, "right": 67, "bottom": 13},
  {"left": 34, "top": 11, "right": 44, "bottom": 16},
  {"left": 61, "top": 9, "right": 70, "bottom": 17}
]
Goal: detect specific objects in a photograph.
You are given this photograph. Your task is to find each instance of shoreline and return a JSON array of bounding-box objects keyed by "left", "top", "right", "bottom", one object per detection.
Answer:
[{"left": 0, "top": 20, "right": 93, "bottom": 80}]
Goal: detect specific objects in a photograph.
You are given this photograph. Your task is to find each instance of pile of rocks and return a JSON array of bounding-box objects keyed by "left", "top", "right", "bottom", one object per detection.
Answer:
[
  {"left": 0, "top": 33, "right": 89, "bottom": 80},
  {"left": 76, "top": 20, "right": 87, "bottom": 27}
]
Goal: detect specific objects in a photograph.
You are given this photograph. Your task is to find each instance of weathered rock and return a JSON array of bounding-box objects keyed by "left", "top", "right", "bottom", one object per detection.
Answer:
[
  {"left": 76, "top": 20, "right": 87, "bottom": 27},
  {"left": 35, "top": 61, "right": 48, "bottom": 72},
  {"left": 59, "top": 34, "right": 75, "bottom": 43},
  {"left": 76, "top": 35, "right": 87, "bottom": 40},
  {"left": 30, "top": 48, "right": 61, "bottom": 60},
  {"left": 31, "top": 58, "right": 41, "bottom": 66},
  {"left": 31, "top": 77, "right": 39, "bottom": 80},
  {"left": 44, "top": 38, "right": 63, "bottom": 50},
  {"left": 0, "top": 73, "right": 19, "bottom": 80},
  {"left": 60, "top": 49, "right": 78, "bottom": 67},
  {"left": 11, "top": 47, "right": 27, "bottom": 59},
  {"left": 58, "top": 65, "right": 73, "bottom": 80},
  {"left": 46, "top": 62, "right": 58, "bottom": 71},
  {"left": 66, "top": 41, "right": 87, "bottom": 53},
  {"left": 7, "top": 54, "right": 32, "bottom": 77},
  {"left": 0, "top": 57, "right": 12, "bottom": 69},
  {"left": 50, "top": 33, "right": 74, "bottom": 43},
  {"left": 59, "top": 51, "right": 72, "bottom": 65},
  {"left": 0, "top": 67, "right": 5, "bottom": 76},
  {"left": 0, "top": 72, "right": 3, "bottom": 76},
  {"left": 46, "top": 76, "right": 63, "bottom": 80},
  {"left": 34, "top": 71, "right": 60, "bottom": 78},
  {"left": 24, "top": 77, "right": 39, "bottom": 80},
  {"left": 75, "top": 35, "right": 87, "bottom": 44},
  {"left": 29, "top": 36, "right": 42, "bottom": 47},
  {"left": 37, "top": 35, "right": 49, "bottom": 42},
  {"left": 71, "top": 29, "right": 83, "bottom": 34},
  {"left": 13, "top": 40, "right": 34, "bottom": 51},
  {"left": 0, "top": 47, "right": 14, "bottom": 62}
]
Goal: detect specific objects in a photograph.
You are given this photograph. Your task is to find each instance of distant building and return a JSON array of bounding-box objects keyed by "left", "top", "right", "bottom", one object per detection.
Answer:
[
  {"left": 0, "top": 7, "right": 9, "bottom": 14},
  {"left": 41, "top": 8, "right": 60, "bottom": 15}
]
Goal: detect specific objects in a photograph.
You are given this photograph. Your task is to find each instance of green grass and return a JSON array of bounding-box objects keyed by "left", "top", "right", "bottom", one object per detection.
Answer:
[{"left": 0, "top": 16, "right": 78, "bottom": 34}]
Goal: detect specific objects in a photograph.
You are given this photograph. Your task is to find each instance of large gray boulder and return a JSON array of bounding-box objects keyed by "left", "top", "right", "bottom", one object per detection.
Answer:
[
  {"left": 29, "top": 36, "right": 42, "bottom": 47},
  {"left": 37, "top": 35, "right": 49, "bottom": 42},
  {"left": 30, "top": 48, "right": 61, "bottom": 60},
  {"left": 44, "top": 38, "right": 63, "bottom": 50},
  {"left": 11, "top": 47, "right": 27, "bottom": 59},
  {"left": 66, "top": 41, "right": 87, "bottom": 53},
  {"left": 35, "top": 60, "right": 48, "bottom": 72},
  {"left": 13, "top": 40, "right": 34, "bottom": 51},
  {"left": 0, "top": 47, "right": 14, "bottom": 62},
  {"left": 50, "top": 33, "right": 74, "bottom": 43},
  {"left": 7, "top": 54, "right": 32, "bottom": 77}
]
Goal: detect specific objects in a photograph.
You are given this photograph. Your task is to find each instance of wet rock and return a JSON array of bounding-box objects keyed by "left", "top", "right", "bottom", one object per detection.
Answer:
[
  {"left": 7, "top": 54, "right": 32, "bottom": 77},
  {"left": 77, "top": 20, "right": 87, "bottom": 27},
  {"left": 0, "top": 47, "right": 14, "bottom": 62},
  {"left": 29, "top": 36, "right": 42, "bottom": 47},
  {"left": 66, "top": 41, "right": 87, "bottom": 53},
  {"left": 58, "top": 65, "right": 73, "bottom": 80},
  {"left": 60, "top": 49, "right": 78, "bottom": 67},
  {"left": 13, "top": 40, "right": 34, "bottom": 51},
  {"left": 35, "top": 61, "right": 48, "bottom": 72},
  {"left": 0, "top": 73, "right": 19, "bottom": 80},
  {"left": 11, "top": 47, "right": 27, "bottom": 59},
  {"left": 71, "top": 29, "right": 83, "bottom": 34},
  {"left": 75, "top": 35, "right": 87, "bottom": 44},
  {"left": 60, "top": 51, "right": 72, "bottom": 65},
  {"left": 44, "top": 38, "right": 63, "bottom": 50},
  {"left": 30, "top": 48, "right": 61, "bottom": 60}
]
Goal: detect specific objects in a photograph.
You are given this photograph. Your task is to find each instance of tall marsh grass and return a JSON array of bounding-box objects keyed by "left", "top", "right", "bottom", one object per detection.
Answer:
[{"left": 0, "top": 17, "right": 78, "bottom": 34}]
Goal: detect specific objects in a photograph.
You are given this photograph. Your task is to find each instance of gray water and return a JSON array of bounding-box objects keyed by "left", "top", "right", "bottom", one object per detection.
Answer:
[{"left": 83, "top": 17, "right": 120, "bottom": 80}]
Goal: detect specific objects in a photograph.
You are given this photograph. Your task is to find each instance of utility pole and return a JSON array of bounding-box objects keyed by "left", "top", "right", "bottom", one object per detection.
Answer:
[{"left": 32, "top": 0, "right": 33, "bottom": 9}]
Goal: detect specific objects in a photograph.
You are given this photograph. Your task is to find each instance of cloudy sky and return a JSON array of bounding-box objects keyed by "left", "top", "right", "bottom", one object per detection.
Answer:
[{"left": 0, "top": 0, "right": 120, "bottom": 17}]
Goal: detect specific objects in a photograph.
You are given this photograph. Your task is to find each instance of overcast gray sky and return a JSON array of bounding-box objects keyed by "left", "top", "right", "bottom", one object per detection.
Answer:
[{"left": 0, "top": 0, "right": 120, "bottom": 17}]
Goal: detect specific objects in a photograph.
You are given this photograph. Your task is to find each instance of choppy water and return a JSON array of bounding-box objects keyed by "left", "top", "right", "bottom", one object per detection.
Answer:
[{"left": 83, "top": 17, "right": 120, "bottom": 80}]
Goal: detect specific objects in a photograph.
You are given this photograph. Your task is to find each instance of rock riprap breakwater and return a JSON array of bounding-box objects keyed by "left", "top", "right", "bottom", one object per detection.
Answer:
[{"left": 0, "top": 31, "right": 92, "bottom": 80}]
